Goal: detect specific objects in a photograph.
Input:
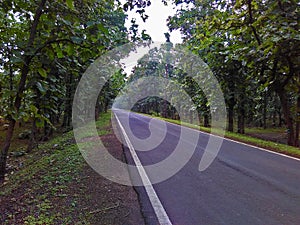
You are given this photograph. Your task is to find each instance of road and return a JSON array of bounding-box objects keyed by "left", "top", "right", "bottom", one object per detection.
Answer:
[{"left": 113, "top": 109, "right": 300, "bottom": 225}]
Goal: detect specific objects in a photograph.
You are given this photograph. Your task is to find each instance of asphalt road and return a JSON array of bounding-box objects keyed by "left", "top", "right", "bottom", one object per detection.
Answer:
[{"left": 113, "top": 109, "right": 300, "bottom": 225}]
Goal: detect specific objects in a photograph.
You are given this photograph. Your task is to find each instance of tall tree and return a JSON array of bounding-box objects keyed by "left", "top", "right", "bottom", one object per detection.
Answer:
[
  {"left": 167, "top": 0, "right": 299, "bottom": 145},
  {"left": 0, "top": 0, "right": 129, "bottom": 181}
]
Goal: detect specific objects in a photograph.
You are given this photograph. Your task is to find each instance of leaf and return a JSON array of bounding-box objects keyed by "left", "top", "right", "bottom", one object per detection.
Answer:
[
  {"left": 56, "top": 48, "right": 64, "bottom": 58},
  {"left": 65, "top": 45, "right": 75, "bottom": 56},
  {"left": 38, "top": 68, "right": 47, "bottom": 78},
  {"left": 30, "top": 105, "right": 38, "bottom": 115},
  {"left": 36, "top": 119, "right": 44, "bottom": 128},
  {"left": 11, "top": 56, "right": 23, "bottom": 64},
  {"left": 36, "top": 82, "right": 46, "bottom": 94},
  {"left": 97, "top": 24, "right": 108, "bottom": 34},
  {"left": 71, "top": 36, "right": 83, "bottom": 44},
  {"left": 62, "top": 18, "right": 72, "bottom": 26},
  {"left": 86, "top": 21, "right": 95, "bottom": 27},
  {"left": 66, "top": 0, "right": 75, "bottom": 10}
]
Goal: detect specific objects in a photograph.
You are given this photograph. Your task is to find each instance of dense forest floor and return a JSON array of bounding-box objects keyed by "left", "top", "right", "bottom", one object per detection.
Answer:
[{"left": 0, "top": 114, "right": 144, "bottom": 225}]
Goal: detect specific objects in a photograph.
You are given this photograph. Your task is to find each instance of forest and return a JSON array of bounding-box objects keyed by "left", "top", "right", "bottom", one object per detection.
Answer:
[{"left": 0, "top": 0, "right": 299, "bottom": 183}]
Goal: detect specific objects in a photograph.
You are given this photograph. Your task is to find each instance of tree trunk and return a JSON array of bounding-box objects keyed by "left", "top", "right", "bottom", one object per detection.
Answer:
[
  {"left": 263, "top": 91, "right": 267, "bottom": 129},
  {"left": 227, "top": 99, "right": 234, "bottom": 132},
  {"left": 278, "top": 90, "right": 295, "bottom": 146},
  {"left": 95, "top": 99, "right": 100, "bottom": 121},
  {"left": 62, "top": 73, "right": 73, "bottom": 128},
  {"left": 104, "top": 99, "right": 109, "bottom": 113},
  {"left": 226, "top": 81, "right": 235, "bottom": 131},
  {"left": 155, "top": 99, "right": 159, "bottom": 114},
  {"left": 237, "top": 100, "right": 245, "bottom": 134},
  {"left": 204, "top": 114, "right": 209, "bottom": 127},
  {"left": 0, "top": 0, "right": 47, "bottom": 181},
  {"left": 197, "top": 111, "right": 202, "bottom": 127},
  {"left": 294, "top": 79, "right": 300, "bottom": 147},
  {"left": 41, "top": 124, "right": 53, "bottom": 141},
  {"left": 272, "top": 110, "right": 276, "bottom": 127},
  {"left": 0, "top": 119, "right": 16, "bottom": 181},
  {"left": 278, "top": 109, "right": 283, "bottom": 127},
  {"left": 237, "top": 113, "right": 245, "bottom": 134}
]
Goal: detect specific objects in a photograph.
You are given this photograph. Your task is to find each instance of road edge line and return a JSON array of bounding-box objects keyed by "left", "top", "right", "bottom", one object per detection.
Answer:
[
  {"left": 114, "top": 112, "right": 173, "bottom": 225},
  {"left": 135, "top": 112, "right": 300, "bottom": 162}
]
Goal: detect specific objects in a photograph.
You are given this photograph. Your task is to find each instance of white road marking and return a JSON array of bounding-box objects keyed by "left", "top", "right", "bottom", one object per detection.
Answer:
[
  {"left": 114, "top": 112, "right": 173, "bottom": 225},
  {"left": 135, "top": 112, "right": 300, "bottom": 162},
  {"left": 220, "top": 136, "right": 300, "bottom": 162}
]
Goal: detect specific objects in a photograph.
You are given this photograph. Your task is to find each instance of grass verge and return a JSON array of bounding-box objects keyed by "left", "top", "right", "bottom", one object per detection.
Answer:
[{"left": 0, "top": 112, "right": 112, "bottom": 224}]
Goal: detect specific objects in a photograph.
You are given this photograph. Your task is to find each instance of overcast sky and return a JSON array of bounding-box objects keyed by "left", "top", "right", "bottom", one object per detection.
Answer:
[
  {"left": 124, "top": 1, "right": 182, "bottom": 43},
  {"left": 121, "top": 1, "right": 183, "bottom": 75}
]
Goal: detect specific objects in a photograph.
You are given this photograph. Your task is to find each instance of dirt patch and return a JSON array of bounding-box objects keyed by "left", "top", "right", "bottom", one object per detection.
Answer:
[
  {"left": 74, "top": 132, "right": 145, "bottom": 225},
  {"left": 75, "top": 164, "right": 145, "bottom": 225},
  {"left": 247, "top": 132, "right": 288, "bottom": 144}
]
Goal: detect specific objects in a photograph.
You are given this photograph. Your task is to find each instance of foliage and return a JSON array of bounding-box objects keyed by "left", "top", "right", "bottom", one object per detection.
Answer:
[
  {"left": 167, "top": 0, "right": 300, "bottom": 145},
  {"left": 0, "top": 0, "right": 131, "bottom": 180}
]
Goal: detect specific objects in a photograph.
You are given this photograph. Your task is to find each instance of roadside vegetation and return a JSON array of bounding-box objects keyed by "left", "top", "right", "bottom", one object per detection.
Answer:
[
  {"left": 0, "top": 0, "right": 151, "bottom": 181},
  {"left": 0, "top": 112, "right": 144, "bottom": 224}
]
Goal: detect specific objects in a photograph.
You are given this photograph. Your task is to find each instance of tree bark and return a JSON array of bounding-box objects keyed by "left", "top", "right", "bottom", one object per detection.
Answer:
[
  {"left": 294, "top": 74, "right": 300, "bottom": 147},
  {"left": 237, "top": 113, "right": 245, "bottom": 134},
  {"left": 277, "top": 90, "right": 295, "bottom": 146},
  {"left": 0, "top": 119, "right": 15, "bottom": 181},
  {"left": 237, "top": 99, "right": 245, "bottom": 134},
  {"left": 263, "top": 91, "right": 267, "bottom": 129},
  {"left": 95, "top": 99, "right": 100, "bottom": 121},
  {"left": 227, "top": 98, "right": 235, "bottom": 132},
  {"left": 203, "top": 114, "right": 209, "bottom": 127},
  {"left": 226, "top": 80, "right": 236, "bottom": 131},
  {"left": 197, "top": 111, "right": 202, "bottom": 127},
  {"left": 62, "top": 72, "right": 73, "bottom": 128}
]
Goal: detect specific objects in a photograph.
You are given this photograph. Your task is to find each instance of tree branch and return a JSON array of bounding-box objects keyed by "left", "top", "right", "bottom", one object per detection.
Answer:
[
  {"left": 16, "top": 0, "right": 47, "bottom": 108},
  {"left": 27, "top": 0, "right": 47, "bottom": 49},
  {"left": 247, "top": 0, "right": 261, "bottom": 46}
]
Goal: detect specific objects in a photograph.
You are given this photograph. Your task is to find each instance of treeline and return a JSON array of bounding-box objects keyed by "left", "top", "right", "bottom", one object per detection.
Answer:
[
  {"left": 126, "top": 0, "right": 299, "bottom": 147},
  {"left": 168, "top": 0, "right": 299, "bottom": 146},
  {"left": 0, "top": 0, "right": 149, "bottom": 181},
  {"left": 127, "top": 43, "right": 288, "bottom": 133}
]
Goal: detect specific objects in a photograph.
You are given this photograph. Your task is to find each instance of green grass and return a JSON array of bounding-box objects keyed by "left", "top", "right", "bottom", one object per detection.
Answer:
[
  {"left": 0, "top": 112, "right": 112, "bottom": 224},
  {"left": 73, "top": 112, "right": 112, "bottom": 140},
  {"left": 142, "top": 113, "right": 300, "bottom": 158},
  {"left": 1, "top": 131, "right": 84, "bottom": 224},
  {"left": 1, "top": 131, "right": 77, "bottom": 194}
]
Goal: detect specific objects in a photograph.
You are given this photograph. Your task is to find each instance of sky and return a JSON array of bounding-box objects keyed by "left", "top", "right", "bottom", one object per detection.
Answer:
[
  {"left": 121, "top": 1, "right": 183, "bottom": 74},
  {"left": 124, "top": 1, "right": 182, "bottom": 43}
]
